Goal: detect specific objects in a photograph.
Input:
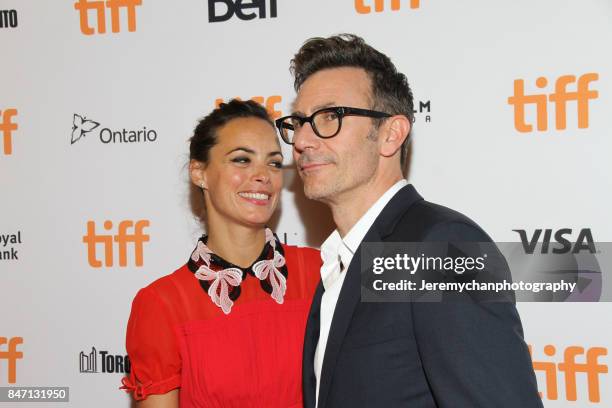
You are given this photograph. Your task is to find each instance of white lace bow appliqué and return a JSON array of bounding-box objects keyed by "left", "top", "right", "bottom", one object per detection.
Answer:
[
  {"left": 195, "top": 265, "right": 243, "bottom": 315},
  {"left": 252, "top": 229, "right": 287, "bottom": 304}
]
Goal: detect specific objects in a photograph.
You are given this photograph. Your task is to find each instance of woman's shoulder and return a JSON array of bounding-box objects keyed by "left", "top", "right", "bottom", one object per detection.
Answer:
[
  {"left": 281, "top": 244, "right": 321, "bottom": 265},
  {"left": 132, "top": 264, "right": 194, "bottom": 306},
  {"left": 281, "top": 244, "right": 321, "bottom": 290},
  {"left": 282, "top": 243, "right": 320, "bottom": 258}
]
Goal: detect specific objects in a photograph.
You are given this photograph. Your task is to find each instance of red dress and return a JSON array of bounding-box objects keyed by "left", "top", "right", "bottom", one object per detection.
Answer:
[{"left": 121, "top": 243, "right": 321, "bottom": 408}]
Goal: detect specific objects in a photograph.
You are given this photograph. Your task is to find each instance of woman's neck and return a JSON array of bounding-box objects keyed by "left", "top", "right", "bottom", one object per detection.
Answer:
[{"left": 204, "top": 219, "right": 267, "bottom": 268}]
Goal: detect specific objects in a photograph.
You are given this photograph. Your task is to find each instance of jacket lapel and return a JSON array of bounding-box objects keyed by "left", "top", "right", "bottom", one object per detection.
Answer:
[
  {"left": 303, "top": 281, "right": 324, "bottom": 408},
  {"left": 316, "top": 184, "right": 424, "bottom": 408}
]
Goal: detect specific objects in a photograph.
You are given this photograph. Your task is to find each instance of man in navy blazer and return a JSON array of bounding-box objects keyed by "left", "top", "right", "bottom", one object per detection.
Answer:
[{"left": 275, "top": 34, "right": 543, "bottom": 408}]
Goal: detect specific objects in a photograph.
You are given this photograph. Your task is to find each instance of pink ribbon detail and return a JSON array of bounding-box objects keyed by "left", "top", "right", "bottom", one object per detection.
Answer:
[
  {"left": 265, "top": 228, "right": 275, "bottom": 248},
  {"left": 195, "top": 265, "right": 243, "bottom": 314},
  {"left": 191, "top": 241, "right": 213, "bottom": 264},
  {"left": 252, "top": 249, "right": 287, "bottom": 304}
]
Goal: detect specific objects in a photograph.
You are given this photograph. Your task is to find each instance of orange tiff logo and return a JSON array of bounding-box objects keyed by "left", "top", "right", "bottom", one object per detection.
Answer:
[
  {"left": 0, "top": 337, "right": 23, "bottom": 384},
  {"left": 74, "top": 0, "right": 142, "bottom": 35},
  {"left": 530, "top": 344, "right": 608, "bottom": 403},
  {"left": 1, "top": 108, "right": 18, "bottom": 156},
  {"left": 83, "top": 220, "right": 150, "bottom": 267},
  {"left": 215, "top": 96, "right": 282, "bottom": 120},
  {"left": 507, "top": 73, "right": 598, "bottom": 132},
  {"left": 355, "top": 0, "right": 421, "bottom": 13}
]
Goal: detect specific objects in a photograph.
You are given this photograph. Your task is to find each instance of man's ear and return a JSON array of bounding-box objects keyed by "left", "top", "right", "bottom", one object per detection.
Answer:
[
  {"left": 189, "top": 160, "right": 208, "bottom": 190},
  {"left": 379, "top": 115, "right": 411, "bottom": 158}
]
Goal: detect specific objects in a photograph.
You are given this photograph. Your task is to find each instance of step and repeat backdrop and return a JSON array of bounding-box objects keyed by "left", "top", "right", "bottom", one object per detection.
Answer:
[{"left": 1, "top": 1, "right": 611, "bottom": 407}]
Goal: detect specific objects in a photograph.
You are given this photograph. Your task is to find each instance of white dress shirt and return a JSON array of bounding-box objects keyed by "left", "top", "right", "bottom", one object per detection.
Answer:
[{"left": 314, "top": 179, "right": 408, "bottom": 406}]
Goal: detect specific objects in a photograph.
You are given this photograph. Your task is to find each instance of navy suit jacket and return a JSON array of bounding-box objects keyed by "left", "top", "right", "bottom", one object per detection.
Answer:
[{"left": 302, "top": 184, "right": 543, "bottom": 408}]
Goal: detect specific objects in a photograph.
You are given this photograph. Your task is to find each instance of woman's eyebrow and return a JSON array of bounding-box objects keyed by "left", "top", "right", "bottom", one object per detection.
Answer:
[{"left": 226, "top": 147, "right": 255, "bottom": 155}]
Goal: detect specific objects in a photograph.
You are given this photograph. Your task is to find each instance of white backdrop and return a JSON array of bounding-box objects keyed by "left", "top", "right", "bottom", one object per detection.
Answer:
[{"left": 1, "top": 1, "right": 611, "bottom": 407}]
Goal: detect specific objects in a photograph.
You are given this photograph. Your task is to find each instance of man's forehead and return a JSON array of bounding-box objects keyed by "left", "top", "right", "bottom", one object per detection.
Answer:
[
  {"left": 290, "top": 68, "right": 372, "bottom": 114},
  {"left": 290, "top": 99, "right": 337, "bottom": 116}
]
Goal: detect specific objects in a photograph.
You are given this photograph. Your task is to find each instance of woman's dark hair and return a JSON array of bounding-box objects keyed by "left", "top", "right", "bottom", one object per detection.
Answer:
[
  {"left": 190, "top": 99, "right": 274, "bottom": 163},
  {"left": 290, "top": 34, "right": 414, "bottom": 167}
]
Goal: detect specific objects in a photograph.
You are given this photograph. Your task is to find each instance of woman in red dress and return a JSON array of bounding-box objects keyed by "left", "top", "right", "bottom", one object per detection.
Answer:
[{"left": 121, "top": 99, "right": 321, "bottom": 407}]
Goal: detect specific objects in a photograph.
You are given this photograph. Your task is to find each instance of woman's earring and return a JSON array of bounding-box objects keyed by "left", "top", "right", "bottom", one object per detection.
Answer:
[{"left": 200, "top": 182, "right": 206, "bottom": 190}]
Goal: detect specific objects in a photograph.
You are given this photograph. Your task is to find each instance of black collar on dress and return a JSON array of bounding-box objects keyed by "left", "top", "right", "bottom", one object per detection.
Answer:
[{"left": 187, "top": 230, "right": 288, "bottom": 307}]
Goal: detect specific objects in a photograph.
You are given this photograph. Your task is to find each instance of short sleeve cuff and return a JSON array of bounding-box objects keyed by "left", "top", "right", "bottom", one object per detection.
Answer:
[{"left": 120, "top": 371, "right": 181, "bottom": 401}]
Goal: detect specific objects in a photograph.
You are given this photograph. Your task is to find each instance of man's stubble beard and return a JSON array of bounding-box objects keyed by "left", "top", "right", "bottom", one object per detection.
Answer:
[{"left": 302, "top": 128, "right": 379, "bottom": 204}]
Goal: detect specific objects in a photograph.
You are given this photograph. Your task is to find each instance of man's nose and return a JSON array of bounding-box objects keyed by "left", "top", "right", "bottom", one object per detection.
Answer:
[{"left": 293, "top": 121, "right": 320, "bottom": 152}]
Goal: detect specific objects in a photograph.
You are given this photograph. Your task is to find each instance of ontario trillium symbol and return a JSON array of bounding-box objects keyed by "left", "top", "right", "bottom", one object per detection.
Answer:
[{"left": 71, "top": 114, "right": 100, "bottom": 144}]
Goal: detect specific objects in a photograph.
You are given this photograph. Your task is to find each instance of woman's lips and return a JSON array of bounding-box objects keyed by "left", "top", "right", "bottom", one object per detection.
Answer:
[{"left": 237, "top": 191, "right": 272, "bottom": 206}]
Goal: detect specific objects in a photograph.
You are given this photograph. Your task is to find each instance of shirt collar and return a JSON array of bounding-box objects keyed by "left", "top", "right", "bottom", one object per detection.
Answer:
[
  {"left": 320, "top": 230, "right": 342, "bottom": 266},
  {"left": 320, "top": 179, "right": 408, "bottom": 273}
]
